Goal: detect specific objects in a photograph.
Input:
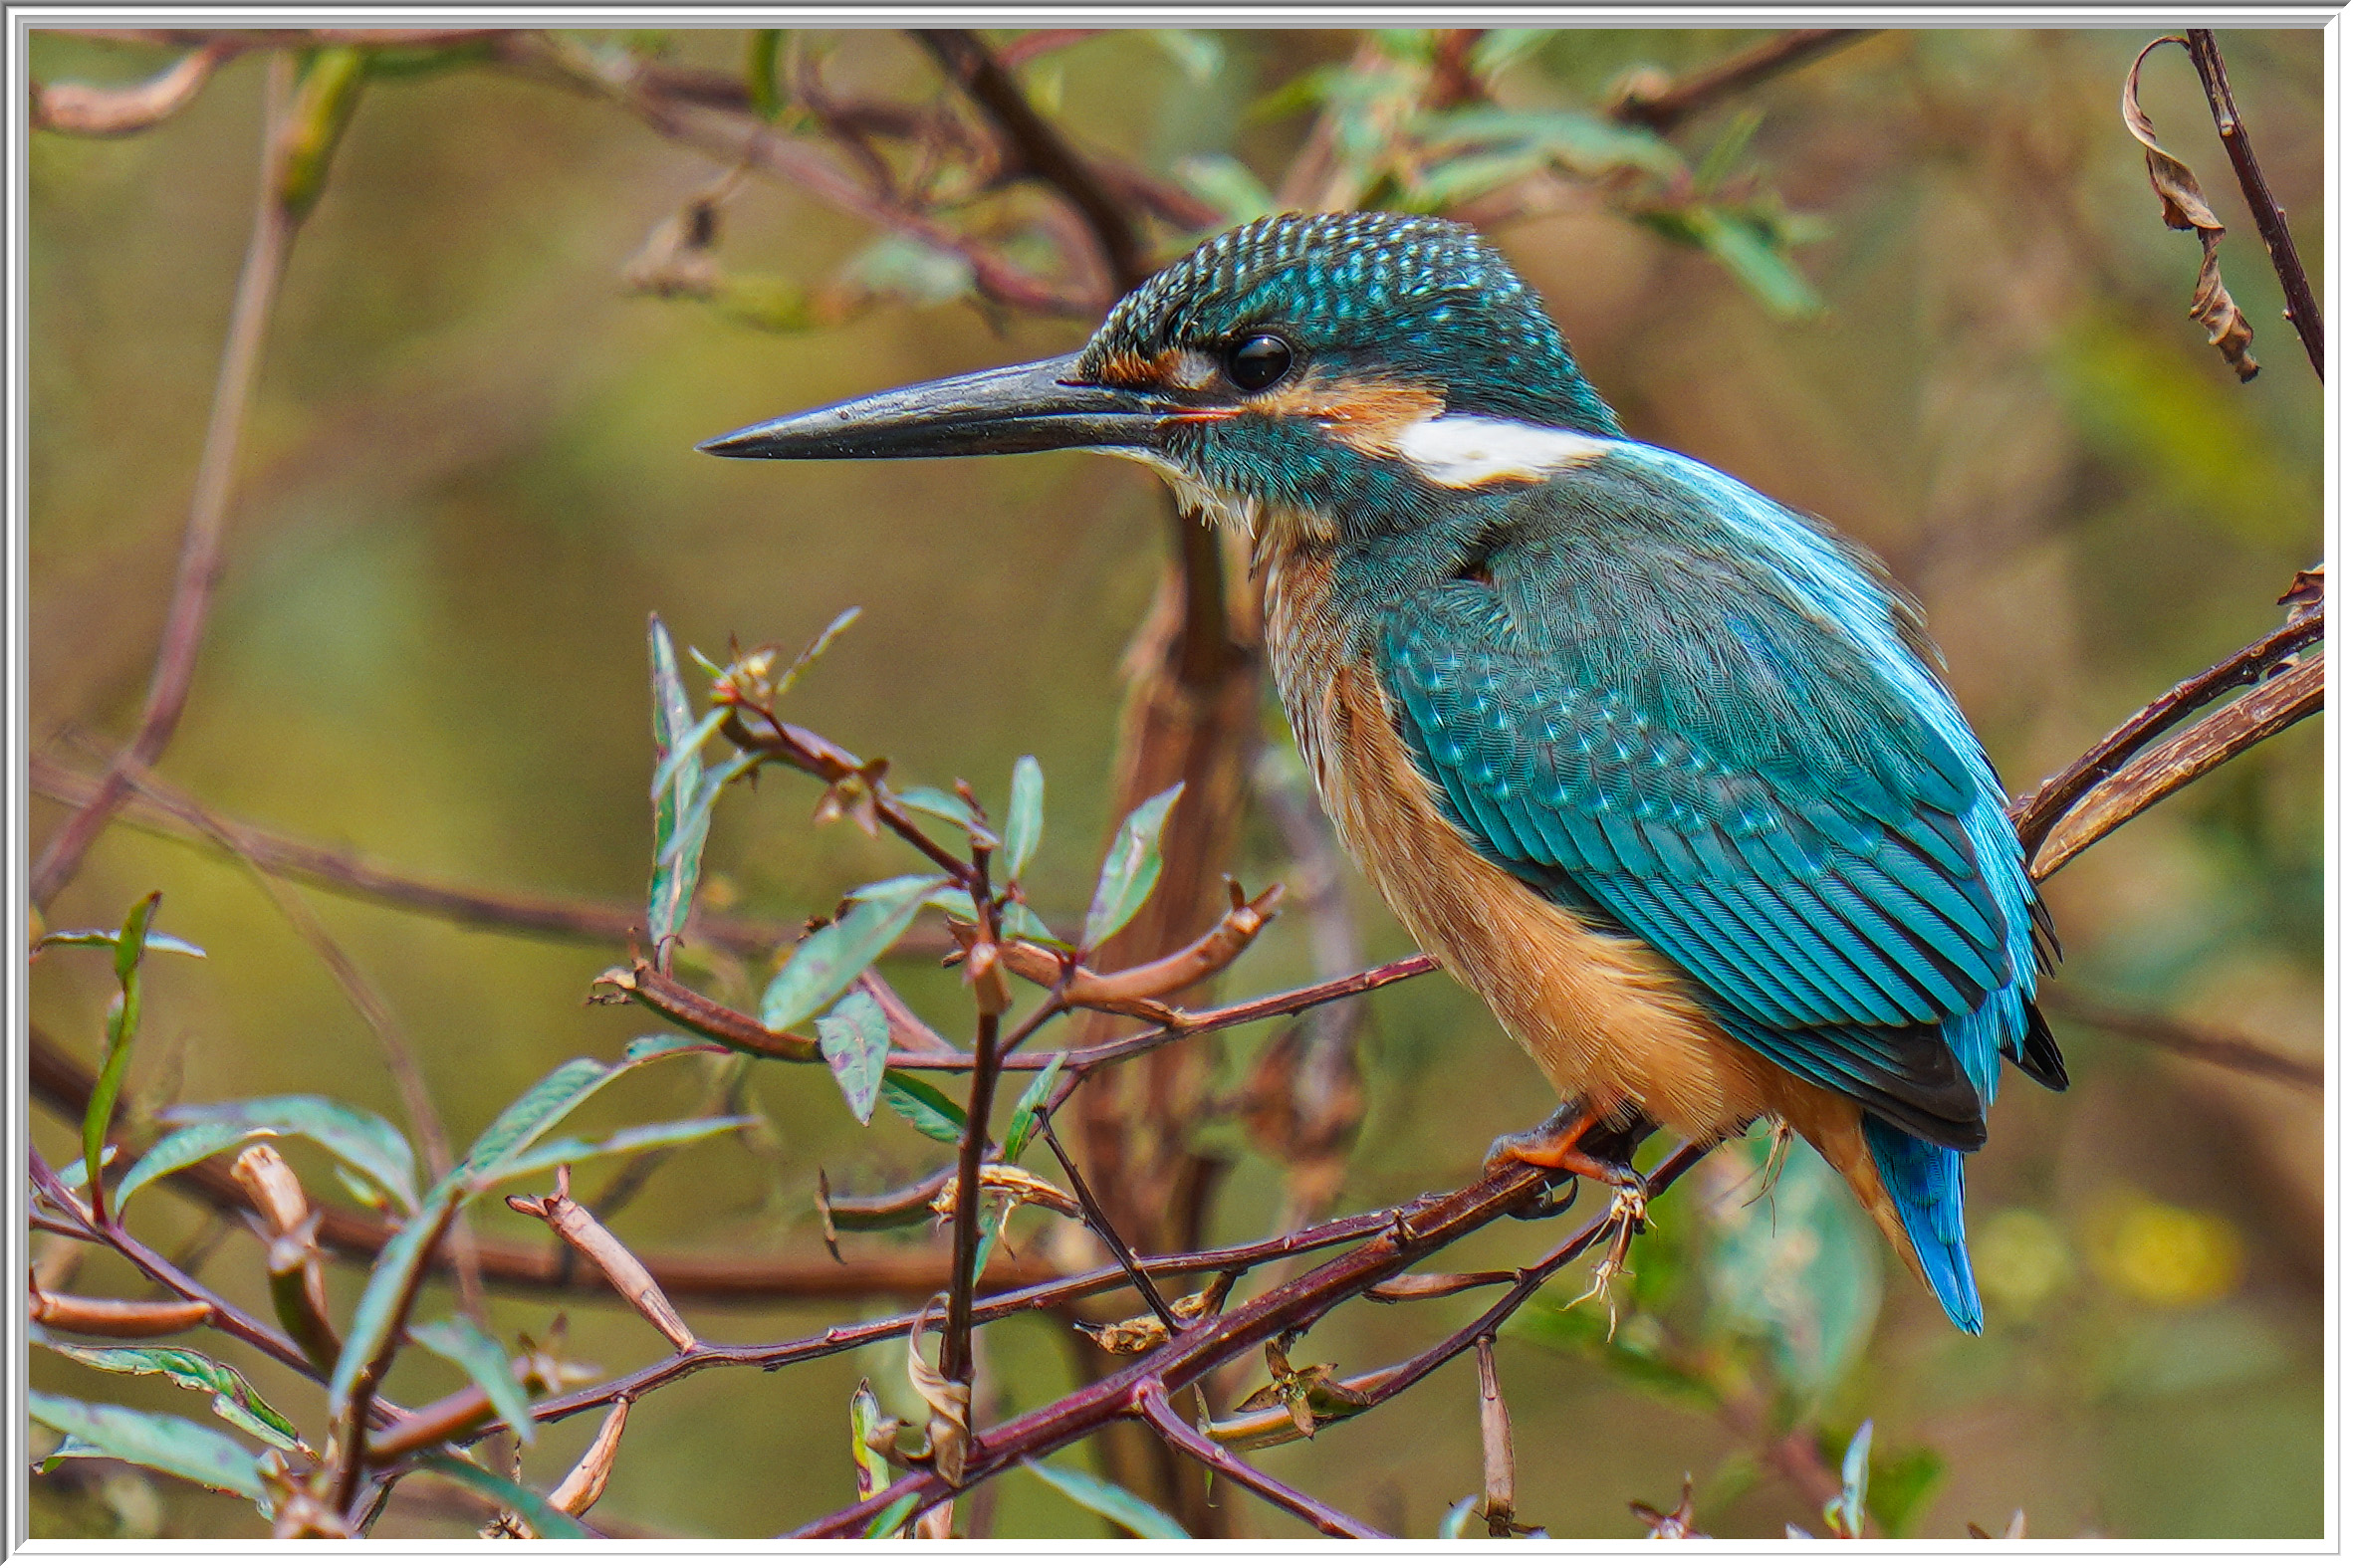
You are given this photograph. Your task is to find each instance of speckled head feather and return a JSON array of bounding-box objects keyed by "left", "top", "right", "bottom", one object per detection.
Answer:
[{"left": 1075, "top": 212, "right": 1623, "bottom": 438}]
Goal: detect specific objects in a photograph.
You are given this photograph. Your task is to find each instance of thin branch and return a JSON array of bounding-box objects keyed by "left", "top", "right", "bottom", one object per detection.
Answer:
[
  {"left": 940, "top": 847, "right": 1006, "bottom": 1390},
  {"left": 30, "top": 753, "right": 797, "bottom": 956},
  {"left": 2009, "top": 580, "right": 2322, "bottom": 857},
  {"left": 1035, "top": 1111, "right": 1178, "bottom": 1329},
  {"left": 2027, "top": 649, "right": 2321, "bottom": 881},
  {"left": 2040, "top": 988, "right": 2322, "bottom": 1090},
  {"left": 31, "top": 38, "right": 233, "bottom": 135},
  {"left": 1134, "top": 1380, "right": 1381, "bottom": 1539},
  {"left": 1611, "top": 30, "right": 1875, "bottom": 132},
  {"left": 919, "top": 29, "right": 1147, "bottom": 289},
  {"left": 2185, "top": 30, "right": 2323, "bottom": 378},
  {"left": 111, "top": 762, "right": 478, "bottom": 1309},
  {"left": 792, "top": 1140, "right": 1703, "bottom": 1537},
  {"left": 32, "top": 53, "right": 299, "bottom": 907}
]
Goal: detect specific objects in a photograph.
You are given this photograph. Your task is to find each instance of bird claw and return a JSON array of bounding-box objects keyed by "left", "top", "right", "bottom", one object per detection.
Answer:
[
  {"left": 1564, "top": 1182, "right": 1650, "bottom": 1337},
  {"left": 1505, "top": 1173, "right": 1579, "bottom": 1221}
]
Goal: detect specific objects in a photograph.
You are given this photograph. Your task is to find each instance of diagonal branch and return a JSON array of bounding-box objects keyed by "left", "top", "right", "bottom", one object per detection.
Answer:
[
  {"left": 1611, "top": 30, "right": 1875, "bottom": 131},
  {"left": 1134, "top": 1380, "right": 1381, "bottom": 1538},
  {"left": 30, "top": 753, "right": 797, "bottom": 956}
]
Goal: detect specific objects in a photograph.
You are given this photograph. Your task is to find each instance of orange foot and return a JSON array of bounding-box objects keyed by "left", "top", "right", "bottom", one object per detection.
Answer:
[{"left": 1485, "top": 1100, "right": 1644, "bottom": 1218}]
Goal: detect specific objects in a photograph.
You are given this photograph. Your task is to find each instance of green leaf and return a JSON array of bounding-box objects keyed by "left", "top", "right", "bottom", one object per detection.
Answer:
[
  {"left": 1867, "top": 1442, "right": 1947, "bottom": 1538},
  {"left": 479, "top": 1115, "right": 758, "bottom": 1187},
  {"left": 1000, "top": 902, "right": 1059, "bottom": 945},
  {"left": 649, "top": 707, "right": 729, "bottom": 806},
  {"left": 878, "top": 1070, "right": 965, "bottom": 1143},
  {"left": 32, "top": 1331, "right": 304, "bottom": 1453},
  {"left": 1024, "top": 1458, "right": 1189, "bottom": 1538},
  {"left": 1420, "top": 105, "right": 1683, "bottom": 177},
  {"left": 86, "top": 891, "right": 162, "bottom": 1223},
  {"left": 1468, "top": 28, "right": 1545, "bottom": 80},
  {"left": 761, "top": 878, "right": 946, "bottom": 1031},
  {"left": 54, "top": 1145, "right": 118, "bottom": 1192},
  {"left": 411, "top": 1318, "right": 537, "bottom": 1444},
  {"left": 1004, "top": 756, "right": 1046, "bottom": 879},
  {"left": 1441, "top": 1493, "right": 1479, "bottom": 1538},
  {"left": 863, "top": 1490, "right": 922, "bottom": 1539},
  {"left": 161, "top": 1095, "right": 419, "bottom": 1214},
  {"left": 849, "top": 1380, "right": 890, "bottom": 1501},
  {"left": 331, "top": 1180, "right": 461, "bottom": 1413},
  {"left": 623, "top": 1033, "right": 708, "bottom": 1063},
  {"left": 777, "top": 605, "right": 863, "bottom": 700},
  {"left": 1644, "top": 205, "right": 1824, "bottom": 319},
  {"left": 1150, "top": 28, "right": 1222, "bottom": 83},
  {"left": 818, "top": 990, "right": 890, "bottom": 1126},
  {"left": 1082, "top": 784, "right": 1183, "bottom": 953},
  {"left": 454, "top": 1059, "right": 614, "bottom": 1185},
  {"left": 1825, "top": 1419, "right": 1873, "bottom": 1537},
  {"left": 410, "top": 1451, "right": 588, "bottom": 1538},
  {"left": 29, "top": 1389, "right": 266, "bottom": 1506},
  {"left": 648, "top": 614, "right": 710, "bottom": 945},
  {"left": 655, "top": 750, "right": 759, "bottom": 868},
  {"left": 850, "top": 874, "right": 979, "bottom": 923},
  {"left": 34, "top": 927, "right": 205, "bottom": 960},
  {"left": 745, "top": 28, "right": 783, "bottom": 120},
  {"left": 114, "top": 1123, "right": 280, "bottom": 1216},
  {"left": 1173, "top": 153, "right": 1276, "bottom": 225},
  {"left": 969, "top": 1194, "right": 1013, "bottom": 1285},
  {"left": 895, "top": 786, "right": 979, "bottom": 830},
  {"left": 1001, "top": 1052, "right": 1067, "bottom": 1163}
]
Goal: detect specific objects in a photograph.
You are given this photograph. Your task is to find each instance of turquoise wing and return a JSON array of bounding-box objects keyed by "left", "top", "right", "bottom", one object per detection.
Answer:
[{"left": 1376, "top": 471, "right": 2039, "bottom": 1149}]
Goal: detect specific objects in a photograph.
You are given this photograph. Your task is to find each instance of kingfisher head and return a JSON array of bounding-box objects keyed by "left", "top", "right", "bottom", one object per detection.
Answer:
[{"left": 701, "top": 212, "right": 1623, "bottom": 533}]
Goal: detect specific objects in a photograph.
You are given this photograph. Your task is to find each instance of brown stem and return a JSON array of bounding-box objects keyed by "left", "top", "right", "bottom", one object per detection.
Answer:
[
  {"left": 2185, "top": 30, "right": 2323, "bottom": 378},
  {"left": 2039, "top": 988, "right": 2322, "bottom": 1090},
  {"left": 1035, "top": 1111, "right": 1178, "bottom": 1329},
  {"left": 2009, "top": 579, "right": 2322, "bottom": 856},
  {"left": 918, "top": 29, "right": 1147, "bottom": 290},
  {"left": 940, "top": 849, "right": 1006, "bottom": 1389},
  {"left": 2027, "top": 649, "right": 2321, "bottom": 881},
  {"left": 32, "top": 53, "right": 300, "bottom": 908},
  {"left": 1612, "top": 30, "right": 1875, "bottom": 131},
  {"left": 29, "top": 754, "right": 797, "bottom": 955},
  {"left": 1134, "top": 1381, "right": 1381, "bottom": 1538}
]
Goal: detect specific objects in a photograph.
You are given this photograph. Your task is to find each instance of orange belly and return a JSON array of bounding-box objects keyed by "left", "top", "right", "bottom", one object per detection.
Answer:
[{"left": 1256, "top": 519, "right": 1918, "bottom": 1275}]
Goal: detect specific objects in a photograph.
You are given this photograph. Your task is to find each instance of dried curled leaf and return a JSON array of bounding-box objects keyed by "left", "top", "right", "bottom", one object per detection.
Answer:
[
  {"left": 928, "top": 1164, "right": 1082, "bottom": 1222},
  {"left": 2124, "top": 38, "right": 2258, "bottom": 380},
  {"left": 905, "top": 1312, "right": 971, "bottom": 1487},
  {"left": 1074, "top": 1271, "right": 1239, "bottom": 1355}
]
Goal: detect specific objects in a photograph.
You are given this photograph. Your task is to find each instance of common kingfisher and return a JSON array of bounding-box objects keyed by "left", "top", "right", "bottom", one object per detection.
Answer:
[{"left": 701, "top": 211, "right": 2064, "bottom": 1334}]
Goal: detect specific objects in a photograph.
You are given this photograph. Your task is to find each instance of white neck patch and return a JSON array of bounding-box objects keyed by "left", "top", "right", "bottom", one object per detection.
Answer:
[{"left": 1394, "top": 414, "right": 1615, "bottom": 488}]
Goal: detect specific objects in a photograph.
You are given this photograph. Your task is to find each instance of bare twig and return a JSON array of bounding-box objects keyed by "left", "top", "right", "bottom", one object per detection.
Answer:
[
  {"left": 33, "top": 54, "right": 301, "bottom": 906},
  {"left": 2185, "top": 30, "right": 2323, "bottom": 378},
  {"left": 2039, "top": 988, "right": 2322, "bottom": 1090},
  {"left": 2009, "top": 577, "right": 2323, "bottom": 857},
  {"left": 1135, "top": 1381, "right": 1380, "bottom": 1538},
  {"left": 2028, "top": 649, "right": 2321, "bottom": 880},
  {"left": 941, "top": 847, "right": 1007, "bottom": 1392},
  {"left": 1034, "top": 1112, "right": 1178, "bottom": 1330},
  {"left": 1612, "top": 30, "right": 1873, "bottom": 131},
  {"left": 919, "top": 29, "right": 1147, "bottom": 290},
  {"left": 30, "top": 753, "right": 797, "bottom": 956},
  {"left": 31, "top": 39, "right": 233, "bottom": 134}
]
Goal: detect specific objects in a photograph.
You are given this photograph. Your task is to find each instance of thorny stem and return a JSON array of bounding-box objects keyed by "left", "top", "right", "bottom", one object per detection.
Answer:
[
  {"left": 2185, "top": 30, "right": 2323, "bottom": 379},
  {"left": 32, "top": 54, "right": 299, "bottom": 907}
]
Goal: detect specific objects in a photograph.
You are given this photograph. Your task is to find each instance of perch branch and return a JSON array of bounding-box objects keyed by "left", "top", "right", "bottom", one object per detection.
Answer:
[
  {"left": 1612, "top": 30, "right": 1875, "bottom": 131},
  {"left": 2185, "top": 30, "right": 2323, "bottom": 378}
]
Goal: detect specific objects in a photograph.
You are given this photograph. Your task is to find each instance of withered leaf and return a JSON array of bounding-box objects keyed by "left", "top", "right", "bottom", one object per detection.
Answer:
[{"left": 2124, "top": 38, "right": 2259, "bottom": 380}]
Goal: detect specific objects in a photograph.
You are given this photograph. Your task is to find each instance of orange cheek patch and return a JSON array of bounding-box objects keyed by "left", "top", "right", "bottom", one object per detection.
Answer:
[{"left": 1253, "top": 372, "right": 1445, "bottom": 457}]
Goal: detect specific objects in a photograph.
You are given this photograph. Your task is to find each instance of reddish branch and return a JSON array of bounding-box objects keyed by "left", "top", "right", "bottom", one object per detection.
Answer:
[{"left": 1612, "top": 30, "right": 1874, "bottom": 131}]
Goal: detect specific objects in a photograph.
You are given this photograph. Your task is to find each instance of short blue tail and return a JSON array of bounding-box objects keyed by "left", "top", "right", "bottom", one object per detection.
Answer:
[{"left": 1862, "top": 1116, "right": 1984, "bottom": 1335}]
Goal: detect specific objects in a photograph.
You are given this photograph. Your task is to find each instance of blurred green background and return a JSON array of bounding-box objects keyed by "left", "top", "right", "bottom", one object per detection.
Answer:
[{"left": 28, "top": 27, "right": 2322, "bottom": 1539}]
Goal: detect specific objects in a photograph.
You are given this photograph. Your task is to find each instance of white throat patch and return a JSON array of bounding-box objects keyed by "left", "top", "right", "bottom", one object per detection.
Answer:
[{"left": 1393, "top": 415, "right": 1615, "bottom": 488}]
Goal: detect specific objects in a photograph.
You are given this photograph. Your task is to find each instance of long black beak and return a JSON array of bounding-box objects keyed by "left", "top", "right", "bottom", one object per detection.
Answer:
[{"left": 698, "top": 351, "right": 1172, "bottom": 461}]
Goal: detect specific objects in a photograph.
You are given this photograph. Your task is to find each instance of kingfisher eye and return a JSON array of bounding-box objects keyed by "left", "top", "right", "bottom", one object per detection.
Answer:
[{"left": 1225, "top": 334, "right": 1294, "bottom": 393}]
